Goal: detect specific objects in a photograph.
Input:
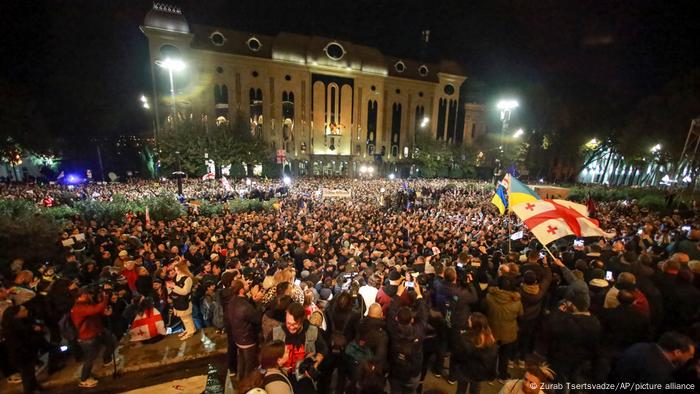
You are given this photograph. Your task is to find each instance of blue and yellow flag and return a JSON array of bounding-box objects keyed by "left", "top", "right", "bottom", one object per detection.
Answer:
[
  {"left": 491, "top": 174, "right": 541, "bottom": 214},
  {"left": 491, "top": 175, "right": 510, "bottom": 214}
]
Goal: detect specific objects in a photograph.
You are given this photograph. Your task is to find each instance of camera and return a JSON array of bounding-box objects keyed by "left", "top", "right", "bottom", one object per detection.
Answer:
[{"left": 296, "top": 356, "right": 320, "bottom": 381}]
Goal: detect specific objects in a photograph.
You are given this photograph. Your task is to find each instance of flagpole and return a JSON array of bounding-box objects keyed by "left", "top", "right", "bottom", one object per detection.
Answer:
[
  {"left": 542, "top": 243, "right": 557, "bottom": 261},
  {"left": 508, "top": 212, "right": 512, "bottom": 253}
]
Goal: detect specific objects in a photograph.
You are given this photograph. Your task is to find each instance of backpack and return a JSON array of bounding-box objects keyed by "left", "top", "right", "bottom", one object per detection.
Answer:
[
  {"left": 390, "top": 334, "right": 422, "bottom": 378},
  {"left": 344, "top": 340, "right": 373, "bottom": 379},
  {"left": 330, "top": 309, "right": 354, "bottom": 354},
  {"left": 59, "top": 313, "right": 78, "bottom": 341},
  {"left": 211, "top": 292, "right": 225, "bottom": 330}
]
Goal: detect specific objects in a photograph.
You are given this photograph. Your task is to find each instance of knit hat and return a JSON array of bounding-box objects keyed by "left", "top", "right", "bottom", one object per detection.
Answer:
[
  {"left": 588, "top": 269, "right": 608, "bottom": 288},
  {"left": 568, "top": 292, "right": 589, "bottom": 312},
  {"left": 319, "top": 288, "right": 333, "bottom": 301}
]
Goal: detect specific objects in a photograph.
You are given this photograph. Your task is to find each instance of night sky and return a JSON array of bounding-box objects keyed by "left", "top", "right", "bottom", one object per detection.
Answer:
[{"left": 1, "top": 0, "right": 699, "bottom": 144}]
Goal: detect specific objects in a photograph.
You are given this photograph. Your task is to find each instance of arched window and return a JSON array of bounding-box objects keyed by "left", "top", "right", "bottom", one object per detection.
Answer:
[
  {"left": 249, "top": 88, "right": 263, "bottom": 136},
  {"left": 221, "top": 84, "right": 228, "bottom": 103}
]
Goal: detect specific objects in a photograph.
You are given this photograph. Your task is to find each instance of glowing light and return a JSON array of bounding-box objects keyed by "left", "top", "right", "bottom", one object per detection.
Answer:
[
  {"left": 359, "top": 165, "right": 368, "bottom": 174},
  {"left": 513, "top": 129, "right": 524, "bottom": 138},
  {"left": 156, "top": 57, "right": 186, "bottom": 72},
  {"left": 368, "top": 166, "right": 375, "bottom": 173},
  {"left": 683, "top": 175, "right": 692, "bottom": 183},
  {"left": 650, "top": 144, "right": 661, "bottom": 153},
  {"left": 388, "top": 173, "right": 396, "bottom": 180},
  {"left": 420, "top": 117, "right": 429, "bottom": 128},
  {"left": 140, "top": 95, "right": 147, "bottom": 103},
  {"left": 497, "top": 99, "right": 519, "bottom": 111},
  {"left": 282, "top": 176, "right": 292, "bottom": 186}
]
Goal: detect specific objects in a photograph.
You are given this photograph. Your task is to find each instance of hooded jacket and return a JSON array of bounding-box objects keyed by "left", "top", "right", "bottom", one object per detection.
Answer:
[
  {"left": 519, "top": 267, "right": 552, "bottom": 321},
  {"left": 484, "top": 287, "right": 523, "bottom": 344},
  {"left": 358, "top": 316, "right": 389, "bottom": 369}
]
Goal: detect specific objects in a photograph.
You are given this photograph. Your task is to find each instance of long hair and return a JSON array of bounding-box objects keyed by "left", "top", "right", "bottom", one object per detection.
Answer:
[
  {"left": 469, "top": 312, "right": 496, "bottom": 348},
  {"left": 175, "top": 261, "right": 193, "bottom": 278}
]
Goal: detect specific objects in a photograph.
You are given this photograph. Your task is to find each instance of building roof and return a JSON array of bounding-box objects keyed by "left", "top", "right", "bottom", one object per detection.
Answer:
[
  {"left": 188, "top": 24, "right": 464, "bottom": 82},
  {"left": 143, "top": 3, "right": 190, "bottom": 34}
]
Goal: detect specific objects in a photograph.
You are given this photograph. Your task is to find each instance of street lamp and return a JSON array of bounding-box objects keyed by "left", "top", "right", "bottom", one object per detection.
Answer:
[
  {"left": 513, "top": 128, "right": 524, "bottom": 138},
  {"left": 497, "top": 99, "right": 519, "bottom": 163},
  {"left": 155, "top": 57, "right": 186, "bottom": 130},
  {"left": 650, "top": 144, "right": 662, "bottom": 153},
  {"left": 173, "top": 150, "right": 184, "bottom": 196}
]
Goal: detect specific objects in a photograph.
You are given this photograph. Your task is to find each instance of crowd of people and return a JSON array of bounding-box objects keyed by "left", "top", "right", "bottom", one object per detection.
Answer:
[{"left": 0, "top": 177, "right": 699, "bottom": 394}]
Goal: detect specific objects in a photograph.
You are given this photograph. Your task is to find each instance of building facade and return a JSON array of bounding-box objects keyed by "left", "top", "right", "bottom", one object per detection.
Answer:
[{"left": 141, "top": 3, "right": 486, "bottom": 176}]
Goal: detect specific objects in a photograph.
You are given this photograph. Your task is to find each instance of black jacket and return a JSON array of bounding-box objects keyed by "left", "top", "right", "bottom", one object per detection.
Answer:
[
  {"left": 386, "top": 295, "right": 428, "bottom": 378},
  {"left": 451, "top": 330, "right": 498, "bottom": 381},
  {"left": 227, "top": 295, "right": 261, "bottom": 346},
  {"left": 542, "top": 309, "right": 601, "bottom": 368},
  {"left": 600, "top": 304, "right": 650, "bottom": 353},
  {"left": 612, "top": 342, "right": 677, "bottom": 384},
  {"left": 519, "top": 267, "right": 552, "bottom": 321},
  {"left": 358, "top": 316, "right": 389, "bottom": 369}
]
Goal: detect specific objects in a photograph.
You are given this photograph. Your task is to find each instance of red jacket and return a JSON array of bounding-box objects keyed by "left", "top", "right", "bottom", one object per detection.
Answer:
[
  {"left": 71, "top": 299, "right": 108, "bottom": 340},
  {"left": 122, "top": 268, "right": 138, "bottom": 291}
]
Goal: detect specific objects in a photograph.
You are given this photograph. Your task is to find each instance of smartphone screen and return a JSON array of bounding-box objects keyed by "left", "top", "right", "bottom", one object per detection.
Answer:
[
  {"left": 294, "top": 279, "right": 301, "bottom": 286},
  {"left": 405, "top": 281, "right": 414, "bottom": 288},
  {"left": 605, "top": 271, "right": 614, "bottom": 281},
  {"left": 457, "top": 263, "right": 464, "bottom": 268}
]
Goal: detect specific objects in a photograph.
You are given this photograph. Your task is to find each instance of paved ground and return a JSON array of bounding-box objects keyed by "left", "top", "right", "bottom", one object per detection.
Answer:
[{"left": 0, "top": 328, "right": 518, "bottom": 393}]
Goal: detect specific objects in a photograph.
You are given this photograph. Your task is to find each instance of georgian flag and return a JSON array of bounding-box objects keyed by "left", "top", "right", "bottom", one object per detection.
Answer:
[
  {"left": 221, "top": 176, "right": 233, "bottom": 192},
  {"left": 202, "top": 172, "right": 215, "bottom": 180},
  {"left": 129, "top": 308, "right": 166, "bottom": 341},
  {"left": 511, "top": 199, "right": 615, "bottom": 246}
]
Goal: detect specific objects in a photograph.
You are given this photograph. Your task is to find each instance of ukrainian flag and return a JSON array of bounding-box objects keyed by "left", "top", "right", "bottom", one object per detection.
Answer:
[
  {"left": 509, "top": 175, "right": 541, "bottom": 208},
  {"left": 491, "top": 175, "right": 510, "bottom": 215},
  {"left": 491, "top": 174, "right": 540, "bottom": 214}
]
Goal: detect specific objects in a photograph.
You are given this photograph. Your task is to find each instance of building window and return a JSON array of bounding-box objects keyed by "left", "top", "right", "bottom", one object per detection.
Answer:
[
  {"left": 252, "top": 71, "right": 259, "bottom": 78},
  {"left": 249, "top": 88, "right": 263, "bottom": 137},
  {"left": 324, "top": 42, "right": 346, "bottom": 60},
  {"left": 210, "top": 32, "right": 226, "bottom": 46},
  {"left": 247, "top": 37, "right": 262, "bottom": 52},
  {"left": 394, "top": 61, "right": 406, "bottom": 73},
  {"left": 418, "top": 65, "right": 429, "bottom": 77},
  {"left": 444, "top": 84, "right": 455, "bottom": 95},
  {"left": 159, "top": 44, "right": 180, "bottom": 58},
  {"left": 216, "top": 66, "right": 223, "bottom": 74},
  {"left": 395, "top": 89, "right": 401, "bottom": 95},
  {"left": 370, "top": 85, "right": 376, "bottom": 91},
  {"left": 392, "top": 145, "right": 399, "bottom": 157},
  {"left": 418, "top": 91, "right": 424, "bottom": 97},
  {"left": 284, "top": 74, "right": 292, "bottom": 81}
]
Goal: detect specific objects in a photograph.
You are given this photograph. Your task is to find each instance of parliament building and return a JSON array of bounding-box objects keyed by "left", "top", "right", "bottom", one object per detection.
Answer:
[{"left": 141, "top": 3, "right": 487, "bottom": 176}]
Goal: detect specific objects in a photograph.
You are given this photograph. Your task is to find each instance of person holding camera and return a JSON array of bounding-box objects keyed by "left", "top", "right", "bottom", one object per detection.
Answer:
[
  {"left": 70, "top": 287, "right": 117, "bottom": 388},
  {"left": 167, "top": 260, "right": 196, "bottom": 340},
  {"left": 386, "top": 272, "right": 428, "bottom": 394},
  {"left": 227, "top": 279, "right": 264, "bottom": 378},
  {"left": 272, "top": 302, "right": 327, "bottom": 393}
]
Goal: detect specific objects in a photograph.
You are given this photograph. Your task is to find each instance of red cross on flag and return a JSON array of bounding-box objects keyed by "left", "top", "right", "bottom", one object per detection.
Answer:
[
  {"left": 511, "top": 199, "right": 615, "bottom": 246},
  {"left": 129, "top": 308, "right": 166, "bottom": 342}
]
